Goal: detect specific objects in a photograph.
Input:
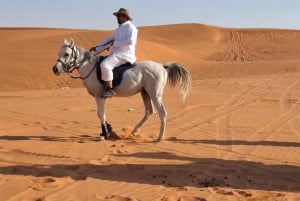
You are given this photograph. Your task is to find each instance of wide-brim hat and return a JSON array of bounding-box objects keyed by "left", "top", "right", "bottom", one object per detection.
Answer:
[{"left": 113, "top": 8, "right": 133, "bottom": 21}]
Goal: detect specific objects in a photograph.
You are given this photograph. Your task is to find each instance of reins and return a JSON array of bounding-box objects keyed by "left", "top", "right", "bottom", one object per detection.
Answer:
[{"left": 64, "top": 45, "right": 109, "bottom": 80}]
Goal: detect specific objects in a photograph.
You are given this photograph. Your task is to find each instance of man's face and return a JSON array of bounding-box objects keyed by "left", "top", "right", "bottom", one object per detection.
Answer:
[{"left": 117, "top": 14, "right": 128, "bottom": 24}]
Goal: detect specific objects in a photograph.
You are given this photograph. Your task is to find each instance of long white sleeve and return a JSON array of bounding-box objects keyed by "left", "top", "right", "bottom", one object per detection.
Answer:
[
  {"left": 113, "top": 24, "right": 138, "bottom": 48},
  {"left": 109, "top": 21, "right": 138, "bottom": 63},
  {"left": 95, "top": 21, "right": 138, "bottom": 63},
  {"left": 95, "top": 34, "right": 114, "bottom": 52}
]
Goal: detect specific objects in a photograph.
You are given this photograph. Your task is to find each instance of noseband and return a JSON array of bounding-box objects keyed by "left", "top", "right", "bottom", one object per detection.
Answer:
[{"left": 57, "top": 45, "right": 79, "bottom": 73}]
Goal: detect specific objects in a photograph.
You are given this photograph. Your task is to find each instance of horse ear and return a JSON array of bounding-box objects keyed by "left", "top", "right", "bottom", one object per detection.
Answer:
[
  {"left": 62, "top": 38, "right": 69, "bottom": 46},
  {"left": 70, "top": 38, "right": 74, "bottom": 47}
]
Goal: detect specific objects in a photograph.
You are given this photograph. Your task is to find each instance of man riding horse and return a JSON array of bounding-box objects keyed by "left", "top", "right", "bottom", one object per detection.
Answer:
[
  {"left": 52, "top": 8, "right": 191, "bottom": 141},
  {"left": 90, "top": 8, "right": 138, "bottom": 98}
]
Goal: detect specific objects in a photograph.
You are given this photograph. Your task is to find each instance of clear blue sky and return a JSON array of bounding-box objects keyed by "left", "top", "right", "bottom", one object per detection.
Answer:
[{"left": 0, "top": 0, "right": 299, "bottom": 30}]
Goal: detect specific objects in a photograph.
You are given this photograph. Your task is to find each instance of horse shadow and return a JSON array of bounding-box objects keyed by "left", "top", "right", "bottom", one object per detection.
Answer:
[
  {"left": 1, "top": 134, "right": 300, "bottom": 192},
  {"left": 0, "top": 134, "right": 98, "bottom": 143},
  {"left": 1, "top": 134, "right": 300, "bottom": 147},
  {"left": 0, "top": 150, "right": 299, "bottom": 192},
  {"left": 0, "top": 131, "right": 122, "bottom": 143},
  {"left": 166, "top": 137, "right": 300, "bottom": 148}
]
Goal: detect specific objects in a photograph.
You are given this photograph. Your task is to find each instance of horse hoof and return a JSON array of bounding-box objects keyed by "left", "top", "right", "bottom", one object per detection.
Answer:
[
  {"left": 155, "top": 138, "right": 163, "bottom": 142},
  {"left": 131, "top": 131, "right": 139, "bottom": 137},
  {"left": 99, "top": 136, "right": 106, "bottom": 141}
]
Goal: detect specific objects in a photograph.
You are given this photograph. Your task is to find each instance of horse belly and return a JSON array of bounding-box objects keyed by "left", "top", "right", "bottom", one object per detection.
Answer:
[{"left": 114, "top": 73, "right": 143, "bottom": 97}]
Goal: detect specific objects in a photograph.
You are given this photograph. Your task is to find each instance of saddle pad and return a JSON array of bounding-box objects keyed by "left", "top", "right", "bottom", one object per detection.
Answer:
[{"left": 96, "top": 57, "right": 135, "bottom": 88}]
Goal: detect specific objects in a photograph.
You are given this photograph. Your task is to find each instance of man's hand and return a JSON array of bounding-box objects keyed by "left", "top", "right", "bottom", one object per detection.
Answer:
[
  {"left": 89, "top": 47, "right": 96, "bottom": 52},
  {"left": 109, "top": 40, "right": 114, "bottom": 46}
]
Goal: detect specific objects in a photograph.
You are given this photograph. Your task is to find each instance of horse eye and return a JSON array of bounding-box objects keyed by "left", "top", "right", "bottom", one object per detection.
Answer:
[{"left": 64, "top": 53, "right": 69, "bottom": 57}]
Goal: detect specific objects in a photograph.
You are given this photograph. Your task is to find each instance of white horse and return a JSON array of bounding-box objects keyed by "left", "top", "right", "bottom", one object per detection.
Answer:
[{"left": 52, "top": 38, "right": 192, "bottom": 141}]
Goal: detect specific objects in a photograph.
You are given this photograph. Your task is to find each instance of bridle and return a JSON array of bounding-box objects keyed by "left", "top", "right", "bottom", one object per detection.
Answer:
[
  {"left": 56, "top": 42, "right": 111, "bottom": 80},
  {"left": 57, "top": 45, "right": 81, "bottom": 73},
  {"left": 57, "top": 45, "right": 97, "bottom": 80}
]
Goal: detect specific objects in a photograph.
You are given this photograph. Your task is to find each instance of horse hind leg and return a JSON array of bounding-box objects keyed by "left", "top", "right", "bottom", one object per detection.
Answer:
[
  {"left": 132, "top": 90, "right": 154, "bottom": 136},
  {"left": 151, "top": 96, "right": 167, "bottom": 141}
]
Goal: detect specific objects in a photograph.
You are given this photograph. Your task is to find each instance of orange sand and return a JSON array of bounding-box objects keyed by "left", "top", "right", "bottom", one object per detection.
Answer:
[{"left": 0, "top": 24, "right": 300, "bottom": 200}]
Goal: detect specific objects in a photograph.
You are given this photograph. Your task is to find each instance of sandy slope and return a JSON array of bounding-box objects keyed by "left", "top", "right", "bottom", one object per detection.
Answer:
[{"left": 0, "top": 24, "right": 300, "bottom": 201}]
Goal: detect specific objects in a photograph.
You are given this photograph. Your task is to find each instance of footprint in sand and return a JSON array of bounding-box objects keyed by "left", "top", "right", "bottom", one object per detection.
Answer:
[
  {"left": 100, "top": 155, "right": 111, "bottom": 162},
  {"left": 54, "top": 125, "right": 64, "bottom": 129},
  {"left": 30, "top": 177, "right": 59, "bottom": 191},
  {"left": 30, "top": 177, "right": 74, "bottom": 191},
  {"left": 121, "top": 127, "right": 136, "bottom": 138},
  {"left": 109, "top": 143, "right": 128, "bottom": 155},
  {"left": 89, "top": 155, "right": 111, "bottom": 165},
  {"left": 112, "top": 149, "right": 127, "bottom": 155},
  {"left": 160, "top": 195, "right": 206, "bottom": 201},
  {"left": 121, "top": 127, "right": 149, "bottom": 140},
  {"left": 96, "top": 194, "right": 140, "bottom": 201},
  {"left": 236, "top": 190, "right": 252, "bottom": 197},
  {"left": 213, "top": 187, "right": 234, "bottom": 196}
]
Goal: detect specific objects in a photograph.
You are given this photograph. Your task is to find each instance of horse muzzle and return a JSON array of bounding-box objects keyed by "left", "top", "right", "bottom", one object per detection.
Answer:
[{"left": 52, "top": 65, "right": 60, "bottom": 75}]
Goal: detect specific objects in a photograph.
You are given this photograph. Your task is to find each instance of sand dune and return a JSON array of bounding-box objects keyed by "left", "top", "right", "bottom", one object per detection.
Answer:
[
  {"left": 0, "top": 24, "right": 300, "bottom": 200},
  {"left": 1, "top": 24, "right": 300, "bottom": 91}
]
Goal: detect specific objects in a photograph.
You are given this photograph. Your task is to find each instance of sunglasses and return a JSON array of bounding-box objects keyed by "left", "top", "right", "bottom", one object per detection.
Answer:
[{"left": 117, "top": 14, "right": 127, "bottom": 18}]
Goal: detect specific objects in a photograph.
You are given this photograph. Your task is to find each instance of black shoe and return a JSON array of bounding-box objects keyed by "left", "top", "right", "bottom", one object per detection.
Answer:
[{"left": 103, "top": 88, "right": 117, "bottom": 98}]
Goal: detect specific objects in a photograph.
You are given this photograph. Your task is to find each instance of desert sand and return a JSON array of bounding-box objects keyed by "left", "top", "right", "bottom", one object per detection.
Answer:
[{"left": 0, "top": 24, "right": 300, "bottom": 201}]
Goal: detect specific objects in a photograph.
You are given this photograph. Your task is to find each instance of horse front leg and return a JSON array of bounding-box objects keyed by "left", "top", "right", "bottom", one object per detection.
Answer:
[{"left": 95, "top": 97, "right": 113, "bottom": 141}]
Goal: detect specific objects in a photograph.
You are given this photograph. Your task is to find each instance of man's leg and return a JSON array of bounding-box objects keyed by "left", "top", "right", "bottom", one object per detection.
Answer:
[
  {"left": 104, "top": 80, "right": 113, "bottom": 90},
  {"left": 100, "top": 54, "right": 126, "bottom": 98}
]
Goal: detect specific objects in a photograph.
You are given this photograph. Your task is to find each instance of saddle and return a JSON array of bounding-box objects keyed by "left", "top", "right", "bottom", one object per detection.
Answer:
[{"left": 96, "top": 56, "right": 135, "bottom": 87}]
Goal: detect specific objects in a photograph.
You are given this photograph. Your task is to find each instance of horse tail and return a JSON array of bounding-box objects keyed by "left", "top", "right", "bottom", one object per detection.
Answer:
[{"left": 163, "top": 62, "right": 192, "bottom": 102}]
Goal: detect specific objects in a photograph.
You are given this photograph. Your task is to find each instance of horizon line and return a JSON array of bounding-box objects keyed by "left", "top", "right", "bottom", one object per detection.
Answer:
[{"left": 0, "top": 23, "right": 300, "bottom": 31}]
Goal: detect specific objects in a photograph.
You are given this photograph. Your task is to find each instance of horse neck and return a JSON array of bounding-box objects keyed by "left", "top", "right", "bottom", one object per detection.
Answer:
[
  {"left": 75, "top": 45, "right": 86, "bottom": 63},
  {"left": 75, "top": 45, "right": 97, "bottom": 76}
]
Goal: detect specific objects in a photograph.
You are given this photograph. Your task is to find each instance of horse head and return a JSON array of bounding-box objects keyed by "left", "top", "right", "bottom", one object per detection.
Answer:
[{"left": 53, "top": 38, "right": 77, "bottom": 75}]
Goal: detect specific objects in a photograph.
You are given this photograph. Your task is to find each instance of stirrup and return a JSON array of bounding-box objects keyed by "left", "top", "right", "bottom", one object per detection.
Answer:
[{"left": 102, "top": 88, "right": 117, "bottom": 98}]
